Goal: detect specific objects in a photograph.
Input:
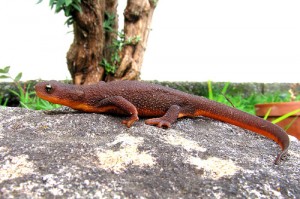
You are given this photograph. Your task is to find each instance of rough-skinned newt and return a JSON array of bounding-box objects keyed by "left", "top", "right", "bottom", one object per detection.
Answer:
[{"left": 35, "top": 80, "right": 290, "bottom": 164}]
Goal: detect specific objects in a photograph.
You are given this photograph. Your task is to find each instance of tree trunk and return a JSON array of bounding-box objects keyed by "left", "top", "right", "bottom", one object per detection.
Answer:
[
  {"left": 67, "top": 0, "right": 157, "bottom": 84},
  {"left": 114, "top": 0, "right": 158, "bottom": 80},
  {"left": 67, "top": 0, "right": 106, "bottom": 85},
  {"left": 103, "top": 0, "right": 118, "bottom": 68}
]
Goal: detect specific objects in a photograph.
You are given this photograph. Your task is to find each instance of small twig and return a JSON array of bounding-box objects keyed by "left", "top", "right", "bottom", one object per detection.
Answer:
[{"left": 222, "top": 93, "right": 235, "bottom": 108}]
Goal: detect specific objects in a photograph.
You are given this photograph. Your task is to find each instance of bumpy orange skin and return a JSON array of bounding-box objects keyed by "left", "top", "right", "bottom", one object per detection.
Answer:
[{"left": 35, "top": 80, "right": 290, "bottom": 164}]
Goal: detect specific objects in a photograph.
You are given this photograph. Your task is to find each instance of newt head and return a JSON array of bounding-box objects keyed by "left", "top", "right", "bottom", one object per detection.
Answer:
[{"left": 35, "top": 80, "right": 84, "bottom": 107}]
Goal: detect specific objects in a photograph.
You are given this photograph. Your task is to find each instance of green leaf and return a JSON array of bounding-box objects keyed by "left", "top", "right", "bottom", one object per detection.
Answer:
[
  {"left": 221, "top": 82, "right": 230, "bottom": 95},
  {"left": 0, "top": 66, "right": 10, "bottom": 73},
  {"left": 14, "top": 72, "right": 22, "bottom": 82},
  {"left": 36, "top": 0, "right": 43, "bottom": 4},
  {"left": 20, "top": 101, "right": 30, "bottom": 109},
  {"left": 8, "top": 89, "right": 20, "bottom": 98},
  {"left": 65, "top": 17, "right": 74, "bottom": 26},
  {"left": 55, "top": 5, "right": 63, "bottom": 13},
  {"left": 263, "top": 108, "right": 272, "bottom": 120},
  {"left": 207, "top": 80, "right": 213, "bottom": 100},
  {"left": 0, "top": 75, "right": 10, "bottom": 79},
  {"left": 272, "top": 108, "right": 300, "bottom": 124},
  {"left": 55, "top": 0, "right": 65, "bottom": 13},
  {"left": 217, "top": 82, "right": 230, "bottom": 102},
  {"left": 49, "top": 0, "right": 56, "bottom": 7},
  {"left": 0, "top": 97, "right": 9, "bottom": 106},
  {"left": 284, "top": 116, "right": 298, "bottom": 130},
  {"left": 65, "top": 7, "right": 71, "bottom": 16},
  {"left": 72, "top": 3, "right": 82, "bottom": 12},
  {"left": 65, "top": 0, "right": 72, "bottom": 6}
]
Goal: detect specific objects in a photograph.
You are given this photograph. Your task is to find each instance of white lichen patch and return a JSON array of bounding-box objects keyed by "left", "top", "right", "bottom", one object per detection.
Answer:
[
  {"left": 0, "top": 154, "right": 35, "bottom": 183},
  {"left": 96, "top": 134, "right": 155, "bottom": 173},
  {"left": 108, "top": 133, "right": 144, "bottom": 147},
  {"left": 187, "top": 156, "right": 241, "bottom": 180},
  {"left": 41, "top": 174, "right": 66, "bottom": 196},
  {"left": 162, "top": 130, "right": 206, "bottom": 152},
  {"left": 0, "top": 146, "right": 9, "bottom": 155}
]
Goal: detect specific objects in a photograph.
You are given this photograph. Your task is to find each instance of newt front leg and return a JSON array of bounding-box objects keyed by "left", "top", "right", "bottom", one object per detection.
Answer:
[{"left": 97, "top": 96, "right": 139, "bottom": 127}]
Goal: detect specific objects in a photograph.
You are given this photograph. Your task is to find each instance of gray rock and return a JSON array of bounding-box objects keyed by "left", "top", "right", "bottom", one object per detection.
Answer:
[{"left": 0, "top": 107, "right": 299, "bottom": 198}]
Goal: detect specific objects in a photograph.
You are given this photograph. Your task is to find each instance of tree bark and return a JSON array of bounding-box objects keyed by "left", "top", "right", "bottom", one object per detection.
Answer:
[
  {"left": 67, "top": 0, "right": 157, "bottom": 84},
  {"left": 67, "top": 0, "right": 105, "bottom": 85},
  {"left": 103, "top": 0, "right": 118, "bottom": 65},
  {"left": 114, "top": 0, "right": 157, "bottom": 80}
]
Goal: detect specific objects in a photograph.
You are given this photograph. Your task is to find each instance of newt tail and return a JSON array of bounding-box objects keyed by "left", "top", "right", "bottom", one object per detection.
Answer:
[
  {"left": 35, "top": 80, "right": 290, "bottom": 164},
  {"left": 191, "top": 97, "right": 290, "bottom": 164}
]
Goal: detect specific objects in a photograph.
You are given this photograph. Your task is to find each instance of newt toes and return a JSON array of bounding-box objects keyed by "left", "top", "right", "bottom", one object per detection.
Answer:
[
  {"left": 35, "top": 80, "right": 290, "bottom": 164},
  {"left": 122, "top": 114, "right": 139, "bottom": 128}
]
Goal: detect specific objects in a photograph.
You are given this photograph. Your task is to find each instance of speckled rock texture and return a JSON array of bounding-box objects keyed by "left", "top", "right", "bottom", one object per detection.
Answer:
[{"left": 0, "top": 107, "right": 299, "bottom": 198}]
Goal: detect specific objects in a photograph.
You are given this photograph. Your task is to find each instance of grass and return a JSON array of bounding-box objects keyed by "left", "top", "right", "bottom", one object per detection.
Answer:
[
  {"left": 0, "top": 66, "right": 60, "bottom": 110},
  {"left": 213, "top": 90, "right": 293, "bottom": 115},
  {"left": 207, "top": 80, "right": 299, "bottom": 115},
  {"left": 207, "top": 80, "right": 300, "bottom": 129},
  {"left": 0, "top": 96, "right": 8, "bottom": 106}
]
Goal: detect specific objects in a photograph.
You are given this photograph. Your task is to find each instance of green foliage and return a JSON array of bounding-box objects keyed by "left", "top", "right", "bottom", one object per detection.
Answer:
[
  {"left": 208, "top": 81, "right": 300, "bottom": 131},
  {"left": 31, "top": 96, "right": 62, "bottom": 110},
  {"left": 0, "top": 96, "right": 8, "bottom": 106},
  {"left": 101, "top": 30, "right": 141, "bottom": 75},
  {"left": 0, "top": 66, "right": 22, "bottom": 82},
  {"left": 207, "top": 81, "right": 299, "bottom": 115},
  {"left": 101, "top": 58, "right": 117, "bottom": 75},
  {"left": 264, "top": 107, "right": 300, "bottom": 131},
  {"left": 271, "top": 108, "right": 300, "bottom": 124},
  {"left": 208, "top": 80, "right": 230, "bottom": 102},
  {"left": 207, "top": 80, "right": 213, "bottom": 100},
  {"left": 102, "top": 9, "right": 142, "bottom": 75},
  {"left": 37, "top": 0, "right": 82, "bottom": 25},
  {"left": 103, "top": 12, "right": 116, "bottom": 32},
  {"left": 0, "top": 66, "right": 60, "bottom": 110},
  {"left": 263, "top": 108, "right": 272, "bottom": 120}
]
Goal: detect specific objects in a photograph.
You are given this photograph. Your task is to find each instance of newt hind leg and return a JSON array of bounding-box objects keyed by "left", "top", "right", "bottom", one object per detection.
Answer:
[{"left": 145, "top": 105, "right": 182, "bottom": 128}]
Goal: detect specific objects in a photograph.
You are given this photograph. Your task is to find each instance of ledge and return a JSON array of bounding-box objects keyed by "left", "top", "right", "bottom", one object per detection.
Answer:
[{"left": 0, "top": 107, "right": 299, "bottom": 198}]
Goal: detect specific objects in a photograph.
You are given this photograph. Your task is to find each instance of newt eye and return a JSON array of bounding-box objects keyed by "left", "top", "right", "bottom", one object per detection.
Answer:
[{"left": 45, "top": 84, "right": 52, "bottom": 93}]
